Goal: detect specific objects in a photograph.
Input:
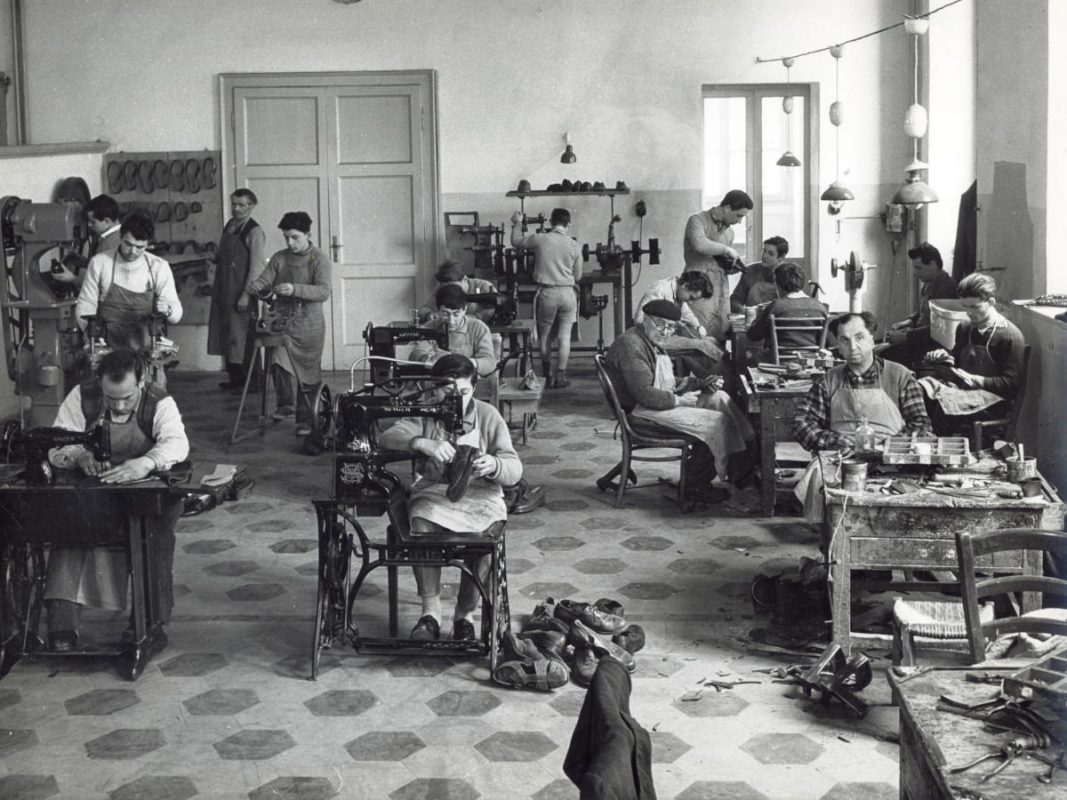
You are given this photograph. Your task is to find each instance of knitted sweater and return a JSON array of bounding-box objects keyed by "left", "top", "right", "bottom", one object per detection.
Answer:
[{"left": 604, "top": 327, "right": 676, "bottom": 412}]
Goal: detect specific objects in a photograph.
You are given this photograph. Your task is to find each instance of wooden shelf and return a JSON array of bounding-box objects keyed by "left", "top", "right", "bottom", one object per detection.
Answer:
[{"left": 506, "top": 189, "right": 630, "bottom": 198}]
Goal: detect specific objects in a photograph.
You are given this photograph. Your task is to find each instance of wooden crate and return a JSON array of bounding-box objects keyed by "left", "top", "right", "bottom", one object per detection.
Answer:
[{"left": 883, "top": 436, "right": 971, "bottom": 467}]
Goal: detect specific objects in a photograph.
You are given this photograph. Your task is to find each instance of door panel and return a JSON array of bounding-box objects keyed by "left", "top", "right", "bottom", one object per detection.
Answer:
[
  {"left": 338, "top": 175, "right": 414, "bottom": 265},
  {"left": 336, "top": 94, "right": 413, "bottom": 164},
  {"left": 244, "top": 95, "right": 321, "bottom": 166}
]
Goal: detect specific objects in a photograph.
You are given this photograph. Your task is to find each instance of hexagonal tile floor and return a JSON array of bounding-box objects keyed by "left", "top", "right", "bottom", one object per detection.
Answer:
[{"left": 0, "top": 371, "right": 899, "bottom": 798}]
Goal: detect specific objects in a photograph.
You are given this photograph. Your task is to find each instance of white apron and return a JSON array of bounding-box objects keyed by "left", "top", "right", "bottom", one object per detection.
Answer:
[{"left": 630, "top": 353, "right": 746, "bottom": 477}]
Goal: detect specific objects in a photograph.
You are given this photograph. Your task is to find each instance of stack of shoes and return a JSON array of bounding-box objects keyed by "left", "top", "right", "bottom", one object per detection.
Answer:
[{"left": 491, "top": 630, "right": 570, "bottom": 691}]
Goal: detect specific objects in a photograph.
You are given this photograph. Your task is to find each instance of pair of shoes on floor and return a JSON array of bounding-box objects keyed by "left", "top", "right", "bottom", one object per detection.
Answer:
[
  {"left": 684, "top": 485, "right": 731, "bottom": 507},
  {"left": 504, "top": 479, "right": 546, "bottom": 515},
  {"left": 553, "top": 598, "right": 628, "bottom": 634},
  {"left": 48, "top": 630, "right": 78, "bottom": 652},
  {"left": 410, "top": 614, "right": 478, "bottom": 642},
  {"left": 271, "top": 405, "right": 295, "bottom": 421},
  {"left": 491, "top": 630, "right": 570, "bottom": 691}
]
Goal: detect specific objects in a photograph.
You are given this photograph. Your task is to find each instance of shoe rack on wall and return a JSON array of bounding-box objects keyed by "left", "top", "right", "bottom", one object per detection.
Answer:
[{"left": 103, "top": 150, "right": 222, "bottom": 325}]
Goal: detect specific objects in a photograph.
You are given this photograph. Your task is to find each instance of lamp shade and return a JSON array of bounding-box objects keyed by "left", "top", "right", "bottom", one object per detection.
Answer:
[
  {"left": 820, "top": 181, "right": 854, "bottom": 201},
  {"left": 891, "top": 176, "right": 938, "bottom": 206},
  {"left": 776, "top": 150, "right": 801, "bottom": 167},
  {"left": 560, "top": 144, "right": 576, "bottom": 164}
]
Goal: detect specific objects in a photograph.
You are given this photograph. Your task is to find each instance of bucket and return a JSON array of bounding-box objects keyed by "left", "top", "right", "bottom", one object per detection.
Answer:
[
  {"left": 1006, "top": 457, "right": 1037, "bottom": 482},
  {"left": 841, "top": 460, "right": 867, "bottom": 492}
]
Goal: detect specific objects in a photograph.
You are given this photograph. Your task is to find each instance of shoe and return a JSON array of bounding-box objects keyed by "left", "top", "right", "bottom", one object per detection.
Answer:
[
  {"left": 505, "top": 479, "right": 546, "bottom": 514},
  {"left": 446, "top": 444, "right": 480, "bottom": 503},
  {"left": 218, "top": 380, "right": 243, "bottom": 391},
  {"left": 492, "top": 659, "right": 569, "bottom": 691},
  {"left": 295, "top": 424, "right": 312, "bottom": 437},
  {"left": 271, "top": 405, "right": 295, "bottom": 421},
  {"left": 684, "top": 486, "right": 730, "bottom": 506},
  {"left": 502, "top": 630, "right": 545, "bottom": 663},
  {"left": 569, "top": 620, "right": 635, "bottom": 672},
  {"left": 522, "top": 612, "right": 570, "bottom": 636},
  {"left": 49, "top": 631, "right": 78, "bottom": 652},
  {"left": 410, "top": 615, "right": 440, "bottom": 641},
  {"left": 553, "top": 599, "right": 628, "bottom": 634},
  {"left": 451, "top": 618, "right": 477, "bottom": 642},
  {"left": 517, "top": 629, "right": 567, "bottom": 661},
  {"left": 592, "top": 598, "right": 625, "bottom": 617},
  {"left": 552, "top": 370, "right": 571, "bottom": 389},
  {"left": 570, "top": 646, "right": 599, "bottom": 686},
  {"left": 612, "top": 624, "right": 646, "bottom": 654}
]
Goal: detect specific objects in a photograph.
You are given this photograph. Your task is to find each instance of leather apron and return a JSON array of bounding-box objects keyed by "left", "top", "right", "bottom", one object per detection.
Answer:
[
  {"left": 99, "top": 253, "right": 155, "bottom": 350},
  {"left": 795, "top": 371, "right": 906, "bottom": 521},
  {"left": 44, "top": 405, "right": 154, "bottom": 610},
  {"left": 409, "top": 407, "right": 507, "bottom": 531},
  {"left": 923, "top": 318, "right": 1004, "bottom": 415},
  {"left": 208, "top": 217, "right": 255, "bottom": 363},
  {"left": 631, "top": 353, "right": 746, "bottom": 475},
  {"left": 266, "top": 248, "right": 325, "bottom": 386}
]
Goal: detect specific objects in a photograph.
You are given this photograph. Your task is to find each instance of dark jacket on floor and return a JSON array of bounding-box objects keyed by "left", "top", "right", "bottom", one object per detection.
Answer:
[{"left": 564, "top": 657, "right": 656, "bottom": 800}]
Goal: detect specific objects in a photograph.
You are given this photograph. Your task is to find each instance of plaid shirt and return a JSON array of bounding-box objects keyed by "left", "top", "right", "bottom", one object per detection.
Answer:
[{"left": 794, "top": 357, "right": 931, "bottom": 452}]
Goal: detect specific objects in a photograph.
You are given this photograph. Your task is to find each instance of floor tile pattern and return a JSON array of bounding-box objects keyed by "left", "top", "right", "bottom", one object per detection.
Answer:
[{"left": 0, "top": 370, "right": 901, "bottom": 798}]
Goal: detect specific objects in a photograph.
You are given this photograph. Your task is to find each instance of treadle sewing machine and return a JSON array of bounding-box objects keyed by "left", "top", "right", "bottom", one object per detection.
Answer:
[
  {"left": 362, "top": 321, "right": 447, "bottom": 385},
  {"left": 308, "top": 377, "right": 510, "bottom": 678},
  {"left": 80, "top": 310, "right": 177, "bottom": 390}
]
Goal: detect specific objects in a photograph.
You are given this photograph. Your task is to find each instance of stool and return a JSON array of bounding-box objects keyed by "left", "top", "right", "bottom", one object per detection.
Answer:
[
  {"left": 496, "top": 379, "right": 542, "bottom": 445},
  {"left": 229, "top": 330, "right": 284, "bottom": 445},
  {"left": 311, "top": 500, "right": 510, "bottom": 679}
]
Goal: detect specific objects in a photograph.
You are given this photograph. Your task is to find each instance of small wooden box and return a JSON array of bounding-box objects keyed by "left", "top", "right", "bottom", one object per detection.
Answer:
[{"left": 883, "top": 436, "right": 971, "bottom": 466}]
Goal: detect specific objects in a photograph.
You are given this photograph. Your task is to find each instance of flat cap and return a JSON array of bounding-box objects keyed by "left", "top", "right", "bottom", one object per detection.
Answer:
[{"left": 641, "top": 299, "right": 681, "bottom": 321}]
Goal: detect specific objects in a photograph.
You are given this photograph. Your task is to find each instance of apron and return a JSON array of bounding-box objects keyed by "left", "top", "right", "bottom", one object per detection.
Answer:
[
  {"left": 920, "top": 317, "right": 1005, "bottom": 415},
  {"left": 99, "top": 253, "right": 155, "bottom": 350},
  {"left": 631, "top": 353, "right": 745, "bottom": 476},
  {"left": 266, "top": 249, "right": 326, "bottom": 386},
  {"left": 208, "top": 217, "right": 255, "bottom": 363},
  {"left": 794, "top": 370, "right": 907, "bottom": 521},
  {"left": 409, "top": 410, "right": 507, "bottom": 531},
  {"left": 44, "top": 407, "right": 154, "bottom": 610}
]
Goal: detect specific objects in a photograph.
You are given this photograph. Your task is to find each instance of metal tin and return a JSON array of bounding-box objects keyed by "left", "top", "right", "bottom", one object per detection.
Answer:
[
  {"left": 1006, "top": 457, "right": 1037, "bottom": 482},
  {"left": 841, "top": 460, "right": 867, "bottom": 492}
]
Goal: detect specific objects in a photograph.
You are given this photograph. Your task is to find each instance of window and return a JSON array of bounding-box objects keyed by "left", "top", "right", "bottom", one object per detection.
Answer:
[{"left": 702, "top": 84, "right": 818, "bottom": 273}]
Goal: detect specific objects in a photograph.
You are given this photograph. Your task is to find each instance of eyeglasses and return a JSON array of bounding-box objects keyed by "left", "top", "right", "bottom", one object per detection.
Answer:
[{"left": 649, "top": 318, "right": 677, "bottom": 334}]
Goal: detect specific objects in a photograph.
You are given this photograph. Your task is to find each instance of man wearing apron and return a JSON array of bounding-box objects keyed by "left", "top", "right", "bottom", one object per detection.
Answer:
[
  {"left": 75, "top": 211, "right": 183, "bottom": 353},
  {"left": 510, "top": 208, "right": 581, "bottom": 388},
  {"left": 683, "top": 189, "right": 753, "bottom": 344},
  {"left": 44, "top": 349, "right": 189, "bottom": 651},
  {"left": 793, "top": 312, "right": 932, "bottom": 524},
  {"left": 604, "top": 300, "right": 756, "bottom": 506},
  {"left": 208, "top": 188, "right": 266, "bottom": 391},
  {"left": 916, "top": 272, "right": 1025, "bottom": 434},
  {"left": 379, "top": 354, "right": 523, "bottom": 643}
]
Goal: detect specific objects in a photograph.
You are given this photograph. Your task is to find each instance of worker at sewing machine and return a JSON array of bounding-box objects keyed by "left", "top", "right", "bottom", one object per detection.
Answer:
[
  {"left": 746, "top": 262, "right": 830, "bottom": 361},
  {"left": 605, "top": 300, "right": 757, "bottom": 507},
  {"left": 75, "top": 210, "right": 183, "bottom": 350},
  {"left": 510, "top": 207, "right": 581, "bottom": 388},
  {"left": 917, "top": 272, "right": 1025, "bottom": 436},
  {"left": 377, "top": 354, "right": 522, "bottom": 642},
  {"left": 683, "top": 189, "right": 753, "bottom": 344},
  {"left": 731, "top": 236, "right": 799, "bottom": 312},
  {"left": 879, "top": 242, "right": 958, "bottom": 369},
  {"left": 417, "top": 260, "right": 496, "bottom": 325},
  {"left": 247, "top": 210, "right": 332, "bottom": 438},
  {"left": 410, "top": 284, "right": 497, "bottom": 400},
  {"left": 43, "top": 349, "right": 190, "bottom": 651},
  {"left": 793, "top": 312, "right": 932, "bottom": 522}
]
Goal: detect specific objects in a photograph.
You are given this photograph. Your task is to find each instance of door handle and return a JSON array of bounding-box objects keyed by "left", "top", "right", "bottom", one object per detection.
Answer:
[{"left": 331, "top": 235, "right": 342, "bottom": 261}]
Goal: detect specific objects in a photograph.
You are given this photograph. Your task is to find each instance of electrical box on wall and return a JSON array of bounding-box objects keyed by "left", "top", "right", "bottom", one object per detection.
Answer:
[{"left": 884, "top": 203, "right": 905, "bottom": 234}]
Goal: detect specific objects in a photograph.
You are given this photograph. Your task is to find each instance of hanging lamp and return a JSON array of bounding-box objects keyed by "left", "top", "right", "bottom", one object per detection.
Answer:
[
  {"left": 891, "top": 16, "right": 937, "bottom": 207},
  {"left": 820, "top": 45, "right": 853, "bottom": 207},
  {"left": 776, "top": 57, "right": 801, "bottom": 167},
  {"left": 560, "top": 132, "right": 576, "bottom": 164}
]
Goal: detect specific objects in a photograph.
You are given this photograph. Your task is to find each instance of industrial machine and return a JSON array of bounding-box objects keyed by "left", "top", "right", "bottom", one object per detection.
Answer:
[
  {"left": 361, "top": 322, "right": 448, "bottom": 385},
  {"left": 829, "top": 251, "right": 875, "bottom": 313},
  {"left": 1, "top": 195, "right": 91, "bottom": 455},
  {"left": 21, "top": 424, "right": 111, "bottom": 485}
]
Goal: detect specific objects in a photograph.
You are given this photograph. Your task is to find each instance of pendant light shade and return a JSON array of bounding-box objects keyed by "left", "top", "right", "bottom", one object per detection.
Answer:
[
  {"left": 560, "top": 132, "right": 576, "bottom": 164},
  {"left": 891, "top": 171, "right": 938, "bottom": 206},
  {"left": 820, "top": 181, "right": 855, "bottom": 202},
  {"left": 777, "top": 150, "right": 802, "bottom": 167}
]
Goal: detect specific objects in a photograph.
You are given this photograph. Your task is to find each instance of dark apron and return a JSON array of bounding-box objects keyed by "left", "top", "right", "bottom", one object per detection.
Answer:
[
  {"left": 208, "top": 218, "right": 254, "bottom": 363},
  {"left": 926, "top": 319, "right": 1004, "bottom": 415},
  {"left": 99, "top": 254, "right": 155, "bottom": 350}
]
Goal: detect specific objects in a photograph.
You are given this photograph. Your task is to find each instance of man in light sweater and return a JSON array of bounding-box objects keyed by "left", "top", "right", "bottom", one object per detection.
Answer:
[{"left": 510, "top": 207, "right": 581, "bottom": 388}]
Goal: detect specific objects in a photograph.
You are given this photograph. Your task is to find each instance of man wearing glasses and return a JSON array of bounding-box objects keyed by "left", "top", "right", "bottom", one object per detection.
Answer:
[
  {"left": 604, "top": 300, "right": 756, "bottom": 506},
  {"left": 411, "top": 284, "right": 498, "bottom": 399}
]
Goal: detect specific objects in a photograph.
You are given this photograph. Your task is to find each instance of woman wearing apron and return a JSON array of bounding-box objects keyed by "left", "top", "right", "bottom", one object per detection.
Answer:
[
  {"left": 378, "top": 354, "right": 523, "bottom": 643},
  {"left": 207, "top": 188, "right": 266, "bottom": 390},
  {"left": 918, "top": 273, "right": 1025, "bottom": 435},
  {"left": 247, "top": 211, "right": 332, "bottom": 437}
]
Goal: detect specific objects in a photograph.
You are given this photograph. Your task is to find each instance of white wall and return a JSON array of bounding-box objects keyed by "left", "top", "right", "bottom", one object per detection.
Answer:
[{"left": 7, "top": 0, "right": 920, "bottom": 366}]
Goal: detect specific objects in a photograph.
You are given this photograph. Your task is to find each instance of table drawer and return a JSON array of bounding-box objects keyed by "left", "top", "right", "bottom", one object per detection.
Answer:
[{"left": 850, "top": 537, "right": 1024, "bottom": 570}]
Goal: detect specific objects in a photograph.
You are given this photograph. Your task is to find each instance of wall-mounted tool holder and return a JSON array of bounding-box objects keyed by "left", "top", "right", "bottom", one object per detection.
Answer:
[{"left": 103, "top": 150, "right": 222, "bottom": 325}]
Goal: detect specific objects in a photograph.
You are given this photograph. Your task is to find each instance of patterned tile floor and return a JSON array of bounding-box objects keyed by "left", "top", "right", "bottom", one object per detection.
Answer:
[{"left": 0, "top": 368, "right": 901, "bottom": 799}]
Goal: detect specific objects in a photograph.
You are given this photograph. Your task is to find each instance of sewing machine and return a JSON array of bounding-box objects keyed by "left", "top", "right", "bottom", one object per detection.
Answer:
[
  {"left": 80, "top": 311, "right": 177, "bottom": 389},
  {"left": 362, "top": 322, "right": 448, "bottom": 384},
  {"left": 22, "top": 424, "right": 111, "bottom": 485},
  {"left": 1, "top": 196, "right": 90, "bottom": 435}
]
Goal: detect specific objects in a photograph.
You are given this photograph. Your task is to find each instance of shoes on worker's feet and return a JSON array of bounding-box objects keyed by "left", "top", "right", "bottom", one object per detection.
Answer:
[
  {"left": 295, "top": 424, "right": 312, "bottom": 437},
  {"left": 48, "top": 631, "right": 78, "bottom": 652},
  {"left": 553, "top": 598, "right": 628, "bottom": 634},
  {"left": 552, "top": 370, "right": 571, "bottom": 389},
  {"left": 451, "top": 618, "right": 477, "bottom": 642},
  {"left": 410, "top": 615, "right": 441, "bottom": 641},
  {"left": 271, "top": 405, "right": 295, "bottom": 421},
  {"left": 504, "top": 479, "right": 546, "bottom": 514},
  {"left": 684, "top": 486, "right": 730, "bottom": 506}
]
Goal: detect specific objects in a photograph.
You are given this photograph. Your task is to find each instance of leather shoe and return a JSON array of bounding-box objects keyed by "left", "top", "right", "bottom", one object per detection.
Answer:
[
  {"left": 446, "top": 445, "right": 480, "bottom": 502},
  {"left": 502, "top": 630, "right": 545, "bottom": 663},
  {"left": 569, "top": 620, "right": 635, "bottom": 672},
  {"left": 506, "top": 480, "right": 546, "bottom": 514},
  {"left": 521, "top": 612, "right": 569, "bottom": 636},
  {"left": 553, "top": 599, "right": 628, "bottom": 634},
  {"left": 492, "top": 658, "right": 569, "bottom": 691},
  {"left": 49, "top": 631, "right": 78, "bottom": 652},
  {"left": 451, "top": 618, "right": 477, "bottom": 642},
  {"left": 517, "top": 629, "right": 567, "bottom": 660},
  {"left": 612, "top": 624, "right": 646, "bottom": 654},
  {"left": 593, "top": 598, "right": 625, "bottom": 617},
  {"left": 685, "top": 486, "right": 730, "bottom": 506},
  {"left": 410, "top": 615, "right": 440, "bottom": 641}
]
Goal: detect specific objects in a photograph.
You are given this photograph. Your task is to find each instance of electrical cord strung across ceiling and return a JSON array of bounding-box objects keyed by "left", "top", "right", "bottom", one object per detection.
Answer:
[{"left": 755, "top": 0, "right": 963, "bottom": 65}]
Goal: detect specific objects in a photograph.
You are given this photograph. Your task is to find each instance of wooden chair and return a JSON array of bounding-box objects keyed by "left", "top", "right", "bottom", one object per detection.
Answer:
[
  {"left": 768, "top": 313, "right": 829, "bottom": 365},
  {"left": 593, "top": 354, "right": 693, "bottom": 509},
  {"left": 971, "top": 345, "right": 1031, "bottom": 451},
  {"left": 891, "top": 527, "right": 1067, "bottom": 665}
]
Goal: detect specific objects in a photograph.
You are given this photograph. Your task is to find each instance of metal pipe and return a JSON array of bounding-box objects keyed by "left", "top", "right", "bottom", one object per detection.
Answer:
[{"left": 10, "top": 0, "right": 28, "bottom": 145}]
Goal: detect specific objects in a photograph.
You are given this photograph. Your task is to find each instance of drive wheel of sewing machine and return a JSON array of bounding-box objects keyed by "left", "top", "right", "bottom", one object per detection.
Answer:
[
  {"left": 311, "top": 508, "right": 351, "bottom": 679},
  {"left": 0, "top": 418, "right": 24, "bottom": 464},
  {"left": 310, "top": 382, "right": 333, "bottom": 442}
]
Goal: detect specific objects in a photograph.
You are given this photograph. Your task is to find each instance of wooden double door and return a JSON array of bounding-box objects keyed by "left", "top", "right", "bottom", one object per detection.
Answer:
[{"left": 221, "top": 71, "right": 440, "bottom": 369}]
